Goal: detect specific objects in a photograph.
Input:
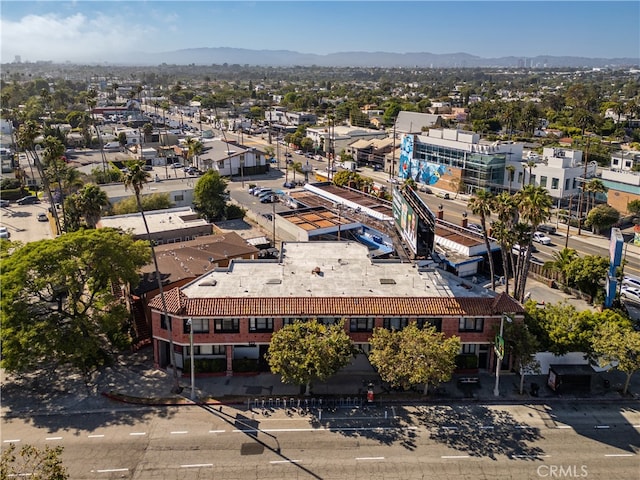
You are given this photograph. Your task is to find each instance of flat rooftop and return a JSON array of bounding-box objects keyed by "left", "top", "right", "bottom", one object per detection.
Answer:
[
  {"left": 98, "top": 207, "right": 210, "bottom": 236},
  {"left": 181, "top": 241, "right": 495, "bottom": 300}
]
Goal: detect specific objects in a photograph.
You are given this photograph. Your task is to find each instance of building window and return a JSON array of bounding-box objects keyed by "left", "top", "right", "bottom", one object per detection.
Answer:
[
  {"left": 417, "top": 318, "right": 442, "bottom": 332},
  {"left": 383, "top": 318, "right": 409, "bottom": 330},
  {"left": 461, "top": 344, "right": 478, "bottom": 354},
  {"left": 350, "top": 318, "right": 374, "bottom": 332},
  {"left": 518, "top": 172, "right": 523, "bottom": 184},
  {"left": 551, "top": 178, "right": 559, "bottom": 189},
  {"left": 217, "top": 160, "right": 224, "bottom": 168},
  {"left": 317, "top": 317, "right": 339, "bottom": 326},
  {"left": 183, "top": 318, "right": 209, "bottom": 334},
  {"left": 214, "top": 318, "right": 239, "bottom": 333},
  {"left": 160, "top": 314, "right": 169, "bottom": 330},
  {"left": 174, "top": 194, "right": 184, "bottom": 202},
  {"left": 283, "top": 317, "right": 307, "bottom": 326},
  {"left": 612, "top": 158, "right": 619, "bottom": 166},
  {"left": 540, "top": 176, "right": 547, "bottom": 188},
  {"left": 531, "top": 175, "right": 536, "bottom": 185},
  {"left": 249, "top": 317, "right": 274, "bottom": 332},
  {"left": 458, "top": 317, "right": 484, "bottom": 332}
]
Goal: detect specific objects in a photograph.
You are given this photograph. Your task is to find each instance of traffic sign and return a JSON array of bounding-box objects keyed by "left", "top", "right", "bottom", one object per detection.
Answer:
[{"left": 494, "top": 334, "right": 504, "bottom": 359}]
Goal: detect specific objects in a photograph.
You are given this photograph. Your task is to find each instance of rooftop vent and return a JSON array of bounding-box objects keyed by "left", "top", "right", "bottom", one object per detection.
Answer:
[
  {"left": 379, "top": 278, "right": 396, "bottom": 285},
  {"left": 266, "top": 279, "right": 282, "bottom": 285},
  {"left": 200, "top": 279, "right": 217, "bottom": 286}
]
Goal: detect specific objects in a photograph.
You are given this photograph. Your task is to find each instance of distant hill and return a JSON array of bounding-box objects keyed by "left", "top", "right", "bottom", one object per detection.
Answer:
[{"left": 121, "top": 47, "right": 638, "bottom": 68}]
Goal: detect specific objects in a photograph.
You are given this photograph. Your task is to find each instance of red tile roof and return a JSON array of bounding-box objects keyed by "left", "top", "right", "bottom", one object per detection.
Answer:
[{"left": 148, "top": 291, "right": 524, "bottom": 317}]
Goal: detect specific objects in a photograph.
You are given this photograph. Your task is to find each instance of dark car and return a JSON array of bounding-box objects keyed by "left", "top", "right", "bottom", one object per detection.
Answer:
[
  {"left": 283, "top": 181, "right": 296, "bottom": 189},
  {"left": 16, "top": 195, "right": 39, "bottom": 205},
  {"left": 537, "top": 224, "right": 557, "bottom": 235},
  {"left": 0, "top": 199, "right": 10, "bottom": 207}
]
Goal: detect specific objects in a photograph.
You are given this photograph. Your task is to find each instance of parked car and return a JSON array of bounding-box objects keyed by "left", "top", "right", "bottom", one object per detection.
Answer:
[
  {"left": 621, "top": 286, "right": 640, "bottom": 304},
  {"left": 532, "top": 231, "right": 552, "bottom": 245},
  {"left": 0, "top": 199, "right": 10, "bottom": 207},
  {"left": 436, "top": 191, "right": 451, "bottom": 200},
  {"left": 467, "top": 223, "right": 483, "bottom": 234},
  {"left": 283, "top": 181, "right": 296, "bottom": 189},
  {"left": 260, "top": 194, "right": 277, "bottom": 203},
  {"left": 16, "top": 195, "right": 39, "bottom": 205},
  {"left": 171, "top": 162, "right": 183, "bottom": 169},
  {"left": 142, "top": 165, "right": 153, "bottom": 171},
  {"left": 622, "top": 276, "right": 640, "bottom": 290},
  {"left": 258, "top": 190, "right": 275, "bottom": 201},
  {"left": 537, "top": 224, "right": 557, "bottom": 235},
  {"left": 512, "top": 243, "right": 538, "bottom": 255},
  {"left": 254, "top": 187, "right": 272, "bottom": 197},
  {"left": 0, "top": 226, "right": 10, "bottom": 239},
  {"left": 284, "top": 152, "right": 292, "bottom": 157},
  {"left": 418, "top": 185, "right": 432, "bottom": 194},
  {"left": 37, "top": 212, "right": 48, "bottom": 222}
]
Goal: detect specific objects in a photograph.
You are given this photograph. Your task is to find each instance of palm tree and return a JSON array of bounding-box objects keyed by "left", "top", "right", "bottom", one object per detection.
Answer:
[
  {"left": 185, "top": 137, "right": 203, "bottom": 170},
  {"left": 123, "top": 159, "right": 181, "bottom": 393},
  {"left": 505, "top": 164, "right": 515, "bottom": 193},
  {"left": 514, "top": 185, "right": 553, "bottom": 301},
  {"left": 583, "top": 178, "right": 608, "bottom": 213},
  {"left": 76, "top": 183, "right": 110, "bottom": 228},
  {"left": 468, "top": 189, "right": 496, "bottom": 290},
  {"left": 543, "top": 247, "right": 578, "bottom": 287},
  {"left": 16, "top": 121, "right": 63, "bottom": 234}
]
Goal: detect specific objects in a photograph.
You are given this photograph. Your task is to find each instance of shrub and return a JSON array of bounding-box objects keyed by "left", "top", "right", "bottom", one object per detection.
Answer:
[
  {"left": 225, "top": 204, "right": 246, "bottom": 220},
  {"left": 455, "top": 354, "right": 479, "bottom": 370},
  {"left": 182, "top": 358, "right": 226, "bottom": 374},
  {"left": 232, "top": 358, "right": 259, "bottom": 372}
]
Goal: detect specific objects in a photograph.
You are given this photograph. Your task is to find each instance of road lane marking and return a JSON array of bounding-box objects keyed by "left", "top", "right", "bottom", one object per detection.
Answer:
[
  {"left": 512, "top": 455, "right": 551, "bottom": 459},
  {"left": 3, "top": 439, "right": 21, "bottom": 443},
  {"left": 129, "top": 432, "right": 146, "bottom": 436},
  {"left": 181, "top": 463, "right": 213, "bottom": 468},
  {"left": 480, "top": 426, "right": 494, "bottom": 430},
  {"left": 556, "top": 425, "right": 571, "bottom": 429},
  {"left": 45, "top": 437, "right": 62, "bottom": 440},
  {"left": 95, "top": 468, "right": 128, "bottom": 473},
  {"left": 355, "top": 457, "right": 384, "bottom": 461},
  {"left": 170, "top": 431, "right": 188, "bottom": 434},
  {"left": 442, "top": 426, "right": 458, "bottom": 430},
  {"left": 233, "top": 426, "right": 414, "bottom": 433},
  {"left": 604, "top": 454, "right": 634, "bottom": 457},
  {"left": 87, "top": 434, "right": 104, "bottom": 438},
  {"left": 515, "top": 425, "right": 534, "bottom": 429},
  {"left": 208, "top": 429, "right": 226, "bottom": 433},
  {"left": 441, "top": 455, "right": 470, "bottom": 459},
  {"left": 595, "top": 425, "right": 610, "bottom": 429},
  {"left": 270, "top": 460, "right": 300, "bottom": 464}
]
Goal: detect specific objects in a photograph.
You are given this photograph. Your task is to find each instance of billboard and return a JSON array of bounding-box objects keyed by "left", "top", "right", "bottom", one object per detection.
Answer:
[{"left": 392, "top": 188, "right": 418, "bottom": 254}]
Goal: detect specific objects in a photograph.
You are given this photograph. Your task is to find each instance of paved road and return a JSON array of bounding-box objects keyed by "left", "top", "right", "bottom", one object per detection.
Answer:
[{"left": 3, "top": 403, "right": 639, "bottom": 479}]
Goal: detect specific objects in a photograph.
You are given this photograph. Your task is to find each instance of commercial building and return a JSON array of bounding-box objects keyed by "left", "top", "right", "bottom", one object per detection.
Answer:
[{"left": 148, "top": 241, "right": 523, "bottom": 375}]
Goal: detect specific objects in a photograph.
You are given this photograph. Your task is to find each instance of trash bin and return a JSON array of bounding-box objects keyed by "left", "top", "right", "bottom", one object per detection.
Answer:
[{"left": 530, "top": 383, "right": 539, "bottom": 397}]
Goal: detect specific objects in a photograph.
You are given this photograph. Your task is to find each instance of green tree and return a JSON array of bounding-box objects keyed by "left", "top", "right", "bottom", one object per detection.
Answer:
[
  {"left": 1, "top": 443, "right": 68, "bottom": 480},
  {"left": 585, "top": 204, "right": 620, "bottom": 234},
  {"left": 504, "top": 321, "right": 540, "bottom": 395},
  {"left": 369, "top": 323, "right": 460, "bottom": 394},
  {"left": 543, "top": 247, "right": 578, "bottom": 287},
  {"left": 185, "top": 137, "right": 203, "bottom": 169},
  {"left": 73, "top": 183, "right": 110, "bottom": 228},
  {"left": 467, "top": 189, "right": 496, "bottom": 290},
  {"left": 564, "top": 254, "right": 609, "bottom": 300},
  {"left": 592, "top": 320, "right": 640, "bottom": 395},
  {"left": 122, "top": 159, "right": 181, "bottom": 392},
  {"left": 267, "top": 319, "right": 355, "bottom": 394},
  {"left": 627, "top": 199, "right": 640, "bottom": 216},
  {"left": 583, "top": 178, "right": 608, "bottom": 213},
  {"left": 0, "top": 229, "right": 150, "bottom": 378},
  {"left": 111, "top": 192, "right": 172, "bottom": 215},
  {"left": 193, "top": 170, "right": 228, "bottom": 221}
]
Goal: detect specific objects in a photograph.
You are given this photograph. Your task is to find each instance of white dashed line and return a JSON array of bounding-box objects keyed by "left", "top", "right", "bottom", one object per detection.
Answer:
[
  {"left": 512, "top": 455, "right": 551, "bottom": 459},
  {"left": 170, "top": 431, "right": 188, "bottom": 435},
  {"left": 180, "top": 463, "right": 213, "bottom": 468},
  {"left": 87, "top": 434, "right": 104, "bottom": 438},
  {"left": 96, "top": 468, "right": 128, "bottom": 473},
  {"left": 270, "top": 460, "right": 301, "bottom": 464},
  {"left": 556, "top": 425, "right": 571, "bottom": 429},
  {"left": 442, "top": 426, "right": 458, "bottom": 430},
  {"left": 45, "top": 437, "right": 62, "bottom": 440},
  {"left": 355, "top": 457, "right": 385, "bottom": 461},
  {"left": 515, "top": 425, "right": 534, "bottom": 429},
  {"left": 441, "top": 455, "right": 470, "bottom": 459},
  {"left": 129, "top": 432, "right": 146, "bottom": 436},
  {"left": 3, "top": 439, "right": 20, "bottom": 443},
  {"left": 209, "top": 429, "right": 226, "bottom": 433},
  {"left": 595, "top": 425, "right": 610, "bottom": 429},
  {"left": 480, "top": 426, "right": 494, "bottom": 430},
  {"left": 604, "top": 454, "right": 634, "bottom": 457}
]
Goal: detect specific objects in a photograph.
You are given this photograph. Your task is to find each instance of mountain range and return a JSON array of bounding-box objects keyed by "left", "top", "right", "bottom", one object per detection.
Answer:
[{"left": 121, "top": 47, "right": 638, "bottom": 68}]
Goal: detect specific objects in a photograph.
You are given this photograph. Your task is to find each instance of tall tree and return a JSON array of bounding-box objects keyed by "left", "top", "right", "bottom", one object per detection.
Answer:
[
  {"left": 185, "top": 137, "right": 203, "bottom": 170},
  {"left": 467, "top": 189, "right": 496, "bottom": 290},
  {"left": 122, "top": 159, "right": 181, "bottom": 393},
  {"left": 369, "top": 323, "right": 460, "bottom": 394},
  {"left": 592, "top": 320, "right": 640, "bottom": 395},
  {"left": 504, "top": 321, "right": 540, "bottom": 395},
  {"left": 74, "top": 183, "right": 110, "bottom": 228},
  {"left": 0, "top": 229, "right": 150, "bottom": 378},
  {"left": 193, "top": 170, "right": 228, "bottom": 221},
  {"left": 585, "top": 204, "right": 620, "bottom": 235},
  {"left": 267, "top": 319, "right": 355, "bottom": 395},
  {"left": 543, "top": 247, "right": 578, "bottom": 287},
  {"left": 583, "top": 178, "right": 607, "bottom": 213},
  {"left": 505, "top": 164, "right": 516, "bottom": 193}
]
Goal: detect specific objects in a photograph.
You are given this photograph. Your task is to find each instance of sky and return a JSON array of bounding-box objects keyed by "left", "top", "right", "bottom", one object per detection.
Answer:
[{"left": 1, "top": 1, "right": 639, "bottom": 64}]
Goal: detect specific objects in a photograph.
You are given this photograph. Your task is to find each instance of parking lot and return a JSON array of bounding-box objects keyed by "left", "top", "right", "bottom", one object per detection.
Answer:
[{"left": 0, "top": 202, "right": 55, "bottom": 244}]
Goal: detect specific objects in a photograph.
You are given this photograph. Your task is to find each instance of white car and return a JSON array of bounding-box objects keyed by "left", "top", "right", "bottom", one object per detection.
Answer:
[
  {"left": 512, "top": 243, "right": 538, "bottom": 255},
  {"left": 620, "top": 286, "right": 640, "bottom": 304},
  {"left": 532, "top": 231, "right": 552, "bottom": 245},
  {"left": 0, "top": 226, "right": 10, "bottom": 239}
]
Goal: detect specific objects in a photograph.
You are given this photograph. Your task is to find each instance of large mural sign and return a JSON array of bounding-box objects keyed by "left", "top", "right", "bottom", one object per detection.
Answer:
[
  {"left": 397, "top": 134, "right": 447, "bottom": 186},
  {"left": 392, "top": 188, "right": 418, "bottom": 255}
]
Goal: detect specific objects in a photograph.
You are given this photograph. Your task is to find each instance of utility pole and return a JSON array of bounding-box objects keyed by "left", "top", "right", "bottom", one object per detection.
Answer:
[
  {"left": 390, "top": 122, "right": 396, "bottom": 179},
  {"left": 576, "top": 138, "right": 590, "bottom": 235},
  {"left": 564, "top": 194, "right": 573, "bottom": 249}
]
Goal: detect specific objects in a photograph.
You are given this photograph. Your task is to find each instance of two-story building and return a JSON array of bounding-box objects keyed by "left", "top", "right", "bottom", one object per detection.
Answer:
[{"left": 148, "top": 241, "right": 524, "bottom": 376}]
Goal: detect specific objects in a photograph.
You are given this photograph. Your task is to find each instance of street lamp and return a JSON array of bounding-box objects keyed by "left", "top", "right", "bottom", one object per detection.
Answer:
[
  {"left": 493, "top": 313, "right": 512, "bottom": 397},
  {"left": 186, "top": 318, "right": 195, "bottom": 400}
]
